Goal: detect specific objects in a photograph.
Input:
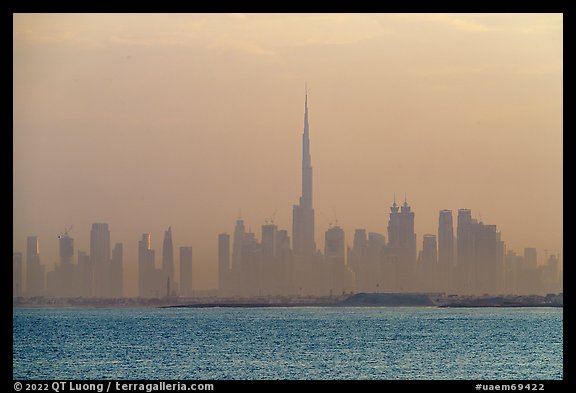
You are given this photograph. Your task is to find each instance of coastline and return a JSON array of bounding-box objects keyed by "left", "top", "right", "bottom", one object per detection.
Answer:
[{"left": 13, "top": 292, "right": 563, "bottom": 309}]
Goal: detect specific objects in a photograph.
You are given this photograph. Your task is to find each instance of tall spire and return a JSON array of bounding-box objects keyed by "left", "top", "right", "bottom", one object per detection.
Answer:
[
  {"left": 293, "top": 85, "right": 316, "bottom": 256},
  {"left": 304, "top": 85, "right": 309, "bottom": 140},
  {"left": 305, "top": 81, "right": 308, "bottom": 113},
  {"left": 401, "top": 193, "right": 411, "bottom": 212},
  {"left": 300, "top": 85, "right": 312, "bottom": 208},
  {"left": 391, "top": 193, "right": 399, "bottom": 213}
]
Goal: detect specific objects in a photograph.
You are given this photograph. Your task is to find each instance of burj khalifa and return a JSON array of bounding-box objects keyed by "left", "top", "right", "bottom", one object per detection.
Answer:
[{"left": 292, "top": 89, "right": 316, "bottom": 257}]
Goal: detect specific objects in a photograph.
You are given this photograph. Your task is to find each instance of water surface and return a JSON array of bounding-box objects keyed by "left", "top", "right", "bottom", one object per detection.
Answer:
[{"left": 13, "top": 307, "right": 562, "bottom": 380}]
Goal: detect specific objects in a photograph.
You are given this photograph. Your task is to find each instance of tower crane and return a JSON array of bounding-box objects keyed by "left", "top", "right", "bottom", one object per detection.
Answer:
[
  {"left": 265, "top": 209, "right": 278, "bottom": 224},
  {"left": 58, "top": 225, "right": 73, "bottom": 239}
]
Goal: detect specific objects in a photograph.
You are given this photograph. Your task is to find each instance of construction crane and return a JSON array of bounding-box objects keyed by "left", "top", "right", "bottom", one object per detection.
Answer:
[
  {"left": 264, "top": 209, "right": 278, "bottom": 225},
  {"left": 58, "top": 225, "right": 73, "bottom": 239},
  {"left": 331, "top": 209, "right": 339, "bottom": 227}
]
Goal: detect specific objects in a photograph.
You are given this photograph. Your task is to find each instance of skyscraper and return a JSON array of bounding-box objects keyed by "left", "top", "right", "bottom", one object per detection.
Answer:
[
  {"left": 420, "top": 234, "right": 438, "bottom": 291},
  {"left": 59, "top": 231, "right": 74, "bottom": 266},
  {"left": 324, "top": 226, "right": 345, "bottom": 262},
  {"left": 138, "top": 233, "right": 156, "bottom": 298},
  {"left": 232, "top": 219, "right": 245, "bottom": 272},
  {"left": 438, "top": 210, "right": 454, "bottom": 292},
  {"left": 421, "top": 235, "right": 438, "bottom": 265},
  {"left": 26, "top": 236, "right": 45, "bottom": 297},
  {"left": 388, "top": 196, "right": 416, "bottom": 263},
  {"left": 455, "top": 209, "right": 474, "bottom": 293},
  {"left": 543, "top": 254, "right": 561, "bottom": 293},
  {"left": 387, "top": 198, "right": 400, "bottom": 247},
  {"left": 58, "top": 231, "right": 75, "bottom": 297},
  {"left": 367, "top": 232, "right": 386, "bottom": 258},
  {"left": 385, "top": 196, "right": 416, "bottom": 291},
  {"left": 275, "top": 230, "right": 291, "bottom": 260},
  {"left": 353, "top": 229, "right": 368, "bottom": 258},
  {"left": 162, "top": 226, "right": 175, "bottom": 293},
  {"left": 524, "top": 248, "right": 537, "bottom": 269},
  {"left": 90, "top": 223, "right": 110, "bottom": 298},
  {"left": 13, "top": 252, "right": 23, "bottom": 298},
  {"left": 261, "top": 224, "right": 277, "bottom": 259},
  {"left": 473, "top": 222, "right": 502, "bottom": 294},
  {"left": 180, "top": 246, "right": 193, "bottom": 297},
  {"left": 456, "top": 209, "right": 474, "bottom": 266},
  {"left": 110, "top": 242, "right": 123, "bottom": 298},
  {"left": 292, "top": 90, "right": 316, "bottom": 257},
  {"left": 77, "top": 250, "right": 92, "bottom": 297},
  {"left": 367, "top": 232, "right": 386, "bottom": 292},
  {"left": 456, "top": 209, "right": 504, "bottom": 294},
  {"left": 230, "top": 218, "right": 250, "bottom": 295},
  {"left": 241, "top": 230, "right": 262, "bottom": 296},
  {"left": 438, "top": 210, "right": 454, "bottom": 267},
  {"left": 349, "top": 229, "right": 369, "bottom": 292},
  {"left": 324, "top": 227, "right": 345, "bottom": 258},
  {"left": 274, "top": 229, "right": 292, "bottom": 295},
  {"left": 325, "top": 225, "right": 346, "bottom": 296},
  {"left": 261, "top": 223, "right": 278, "bottom": 295},
  {"left": 399, "top": 198, "right": 417, "bottom": 264},
  {"left": 218, "top": 233, "right": 230, "bottom": 294}
]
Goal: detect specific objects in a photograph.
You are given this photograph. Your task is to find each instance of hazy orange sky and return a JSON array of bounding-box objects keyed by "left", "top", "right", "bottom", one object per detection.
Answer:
[{"left": 13, "top": 13, "right": 562, "bottom": 295}]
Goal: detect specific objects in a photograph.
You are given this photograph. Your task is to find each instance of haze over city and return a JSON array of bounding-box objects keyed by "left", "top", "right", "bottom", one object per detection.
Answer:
[{"left": 13, "top": 13, "right": 562, "bottom": 297}]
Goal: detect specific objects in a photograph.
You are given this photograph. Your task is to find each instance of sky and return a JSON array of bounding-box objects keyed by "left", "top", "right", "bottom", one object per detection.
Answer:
[{"left": 13, "top": 13, "right": 563, "bottom": 296}]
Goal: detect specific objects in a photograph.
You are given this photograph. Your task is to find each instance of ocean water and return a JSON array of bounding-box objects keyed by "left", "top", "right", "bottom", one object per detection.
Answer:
[{"left": 13, "top": 307, "right": 562, "bottom": 380}]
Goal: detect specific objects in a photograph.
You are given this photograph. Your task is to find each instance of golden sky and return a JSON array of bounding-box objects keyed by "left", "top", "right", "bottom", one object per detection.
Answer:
[{"left": 13, "top": 13, "right": 562, "bottom": 295}]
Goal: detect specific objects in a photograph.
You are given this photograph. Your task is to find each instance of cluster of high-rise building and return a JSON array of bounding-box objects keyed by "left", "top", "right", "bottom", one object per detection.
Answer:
[
  {"left": 13, "top": 93, "right": 562, "bottom": 299},
  {"left": 137, "top": 227, "right": 194, "bottom": 298},
  {"left": 13, "top": 224, "right": 194, "bottom": 299},
  {"left": 216, "top": 93, "right": 562, "bottom": 298},
  {"left": 13, "top": 224, "right": 123, "bottom": 298},
  {"left": 217, "top": 207, "right": 562, "bottom": 298}
]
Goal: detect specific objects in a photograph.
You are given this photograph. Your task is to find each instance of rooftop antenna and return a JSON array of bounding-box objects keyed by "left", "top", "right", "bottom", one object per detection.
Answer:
[{"left": 333, "top": 208, "right": 339, "bottom": 227}]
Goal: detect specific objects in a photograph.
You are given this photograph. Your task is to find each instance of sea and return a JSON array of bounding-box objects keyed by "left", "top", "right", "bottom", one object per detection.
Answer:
[{"left": 13, "top": 307, "right": 562, "bottom": 380}]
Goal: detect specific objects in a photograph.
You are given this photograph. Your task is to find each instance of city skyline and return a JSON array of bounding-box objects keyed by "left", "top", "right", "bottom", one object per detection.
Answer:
[
  {"left": 13, "top": 94, "right": 562, "bottom": 298},
  {"left": 13, "top": 205, "right": 563, "bottom": 298},
  {"left": 13, "top": 13, "right": 562, "bottom": 296}
]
